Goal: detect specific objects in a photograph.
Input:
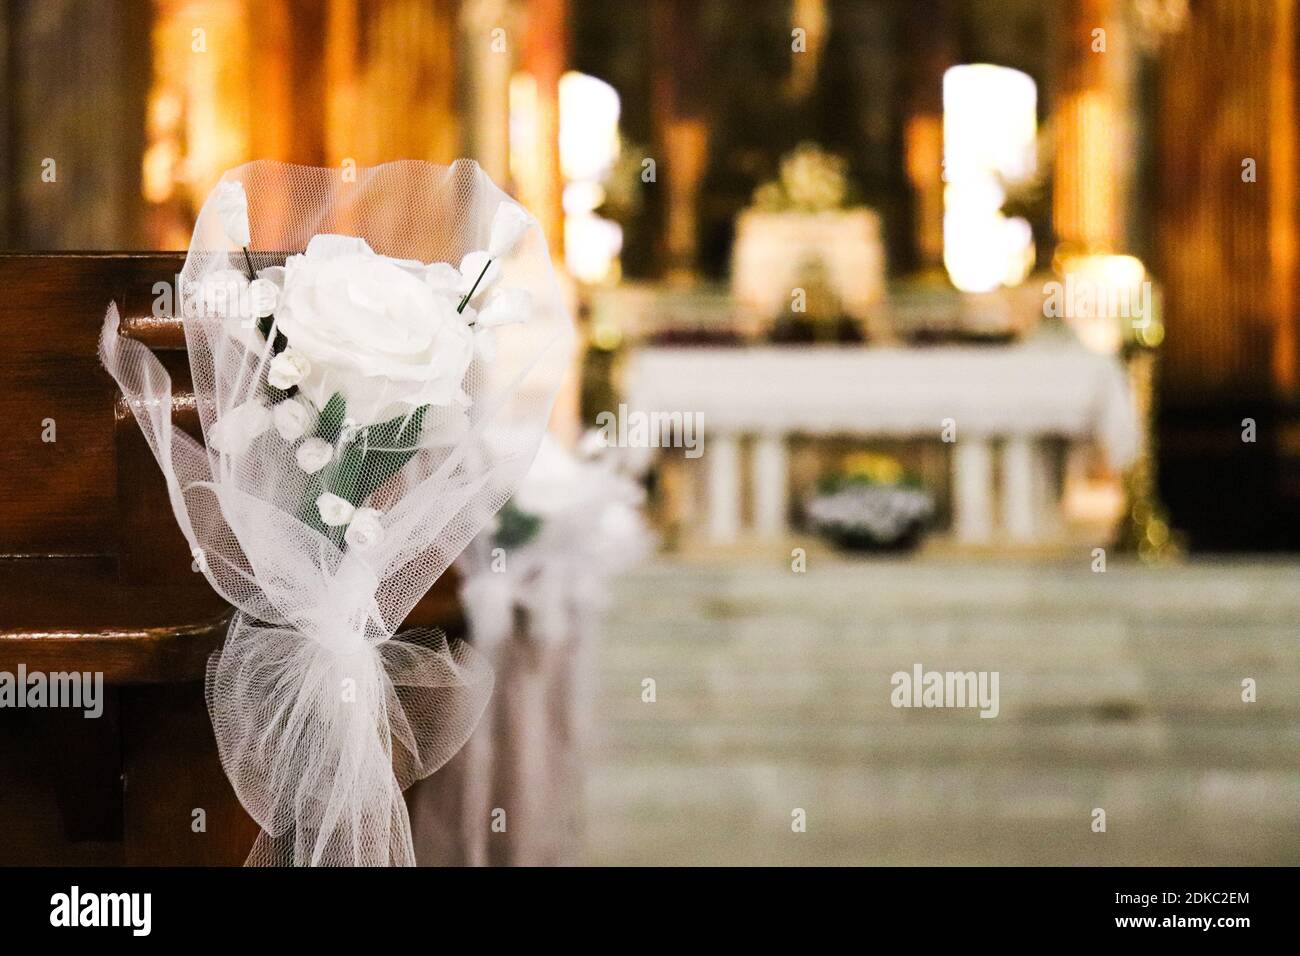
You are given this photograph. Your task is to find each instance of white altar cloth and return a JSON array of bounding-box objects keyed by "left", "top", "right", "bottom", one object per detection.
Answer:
[{"left": 622, "top": 341, "right": 1139, "bottom": 543}]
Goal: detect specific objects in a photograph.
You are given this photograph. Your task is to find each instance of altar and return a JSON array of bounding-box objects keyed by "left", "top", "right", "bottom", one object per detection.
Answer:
[{"left": 622, "top": 340, "right": 1139, "bottom": 545}]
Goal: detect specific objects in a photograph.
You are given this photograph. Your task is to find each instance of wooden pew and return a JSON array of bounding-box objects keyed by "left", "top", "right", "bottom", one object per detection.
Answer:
[{"left": 0, "top": 253, "right": 462, "bottom": 865}]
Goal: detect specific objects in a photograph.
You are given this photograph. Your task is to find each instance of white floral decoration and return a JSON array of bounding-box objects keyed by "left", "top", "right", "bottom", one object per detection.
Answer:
[
  {"left": 271, "top": 397, "right": 313, "bottom": 442},
  {"left": 487, "top": 201, "right": 532, "bottom": 258},
  {"left": 247, "top": 277, "right": 279, "bottom": 318},
  {"left": 268, "top": 348, "right": 311, "bottom": 390},
  {"left": 273, "top": 234, "right": 474, "bottom": 425},
  {"left": 295, "top": 437, "right": 333, "bottom": 474},
  {"left": 208, "top": 400, "right": 270, "bottom": 456},
  {"left": 343, "top": 507, "right": 385, "bottom": 552},
  {"left": 476, "top": 286, "right": 532, "bottom": 327},
  {"left": 315, "top": 492, "right": 355, "bottom": 527},
  {"left": 456, "top": 250, "right": 500, "bottom": 299}
]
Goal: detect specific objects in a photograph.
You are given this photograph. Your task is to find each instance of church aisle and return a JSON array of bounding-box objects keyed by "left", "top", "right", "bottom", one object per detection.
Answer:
[{"left": 585, "top": 558, "right": 1300, "bottom": 865}]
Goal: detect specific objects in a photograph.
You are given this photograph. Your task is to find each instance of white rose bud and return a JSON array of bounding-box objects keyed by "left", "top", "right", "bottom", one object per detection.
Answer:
[
  {"left": 271, "top": 397, "right": 312, "bottom": 442},
  {"left": 458, "top": 250, "right": 500, "bottom": 298},
  {"left": 295, "top": 437, "right": 333, "bottom": 474},
  {"left": 343, "top": 507, "right": 385, "bottom": 552},
  {"left": 214, "top": 180, "right": 251, "bottom": 248},
  {"left": 315, "top": 492, "right": 355, "bottom": 527},
  {"left": 208, "top": 400, "right": 270, "bottom": 456},
  {"left": 248, "top": 277, "right": 279, "bottom": 317},
  {"left": 487, "top": 201, "right": 532, "bottom": 258},
  {"left": 268, "top": 348, "right": 311, "bottom": 389}
]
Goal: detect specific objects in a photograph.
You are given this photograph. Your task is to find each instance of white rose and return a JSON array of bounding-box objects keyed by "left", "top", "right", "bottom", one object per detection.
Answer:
[
  {"left": 316, "top": 492, "right": 355, "bottom": 527},
  {"left": 268, "top": 347, "right": 311, "bottom": 389},
  {"left": 513, "top": 435, "right": 589, "bottom": 516},
  {"left": 208, "top": 400, "right": 270, "bottom": 456},
  {"left": 343, "top": 507, "right": 384, "bottom": 552},
  {"left": 487, "top": 201, "right": 532, "bottom": 258},
  {"left": 295, "top": 437, "right": 333, "bottom": 474},
  {"left": 272, "top": 397, "right": 313, "bottom": 442},
  {"left": 214, "top": 181, "right": 251, "bottom": 248},
  {"left": 275, "top": 234, "right": 475, "bottom": 425}
]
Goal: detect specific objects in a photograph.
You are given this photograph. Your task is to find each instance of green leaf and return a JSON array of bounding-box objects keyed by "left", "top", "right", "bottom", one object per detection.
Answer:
[
  {"left": 298, "top": 399, "right": 432, "bottom": 552},
  {"left": 366, "top": 404, "right": 428, "bottom": 449},
  {"left": 309, "top": 403, "right": 431, "bottom": 519},
  {"left": 493, "top": 500, "right": 542, "bottom": 549},
  {"left": 344, "top": 405, "right": 430, "bottom": 507},
  {"left": 315, "top": 393, "right": 347, "bottom": 444}
]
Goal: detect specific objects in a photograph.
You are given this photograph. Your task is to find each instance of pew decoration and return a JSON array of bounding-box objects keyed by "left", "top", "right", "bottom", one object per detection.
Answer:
[
  {"left": 458, "top": 432, "right": 655, "bottom": 653},
  {"left": 410, "top": 432, "right": 653, "bottom": 865},
  {"left": 99, "top": 160, "right": 573, "bottom": 865}
]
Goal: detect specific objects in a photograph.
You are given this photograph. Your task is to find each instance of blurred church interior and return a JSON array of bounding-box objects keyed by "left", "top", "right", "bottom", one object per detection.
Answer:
[{"left": 0, "top": 0, "right": 1296, "bottom": 866}]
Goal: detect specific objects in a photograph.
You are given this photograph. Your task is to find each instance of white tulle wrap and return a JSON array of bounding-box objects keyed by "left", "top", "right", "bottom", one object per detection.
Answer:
[
  {"left": 98, "top": 160, "right": 572, "bottom": 866},
  {"left": 457, "top": 435, "right": 654, "bottom": 653},
  {"left": 408, "top": 435, "right": 651, "bottom": 865}
]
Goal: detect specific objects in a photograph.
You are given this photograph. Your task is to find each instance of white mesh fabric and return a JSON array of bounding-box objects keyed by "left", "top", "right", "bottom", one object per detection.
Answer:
[{"left": 98, "top": 160, "right": 573, "bottom": 866}]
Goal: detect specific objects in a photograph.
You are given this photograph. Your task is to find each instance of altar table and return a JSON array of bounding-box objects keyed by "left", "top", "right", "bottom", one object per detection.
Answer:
[{"left": 622, "top": 342, "right": 1138, "bottom": 544}]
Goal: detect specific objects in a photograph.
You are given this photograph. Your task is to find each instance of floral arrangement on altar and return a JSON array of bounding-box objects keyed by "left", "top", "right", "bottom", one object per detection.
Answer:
[
  {"left": 99, "top": 160, "right": 572, "bottom": 866},
  {"left": 804, "top": 452, "right": 933, "bottom": 552}
]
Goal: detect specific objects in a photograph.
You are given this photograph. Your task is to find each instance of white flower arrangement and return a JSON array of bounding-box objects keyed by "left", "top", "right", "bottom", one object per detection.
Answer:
[
  {"left": 99, "top": 160, "right": 572, "bottom": 867},
  {"left": 206, "top": 399, "right": 270, "bottom": 456},
  {"left": 805, "top": 484, "right": 933, "bottom": 545},
  {"left": 343, "top": 507, "right": 385, "bottom": 552},
  {"left": 805, "top": 454, "right": 934, "bottom": 550},
  {"left": 458, "top": 431, "right": 654, "bottom": 650},
  {"left": 202, "top": 180, "right": 536, "bottom": 551},
  {"left": 295, "top": 437, "right": 333, "bottom": 474}
]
